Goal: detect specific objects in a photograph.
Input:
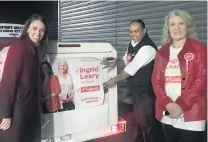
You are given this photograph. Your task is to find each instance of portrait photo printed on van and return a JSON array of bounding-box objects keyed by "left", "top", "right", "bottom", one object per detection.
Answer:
[
  {"left": 52, "top": 57, "right": 105, "bottom": 109},
  {"left": 40, "top": 60, "right": 75, "bottom": 114},
  {"left": 40, "top": 57, "right": 105, "bottom": 114}
]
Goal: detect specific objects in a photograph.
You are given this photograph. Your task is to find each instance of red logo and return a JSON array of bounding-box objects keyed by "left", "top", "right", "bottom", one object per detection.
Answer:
[
  {"left": 81, "top": 85, "right": 100, "bottom": 93},
  {"left": 165, "top": 76, "right": 181, "bottom": 83},
  {"left": 184, "top": 53, "right": 194, "bottom": 61},
  {"left": 126, "top": 53, "right": 131, "bottom": 64}
]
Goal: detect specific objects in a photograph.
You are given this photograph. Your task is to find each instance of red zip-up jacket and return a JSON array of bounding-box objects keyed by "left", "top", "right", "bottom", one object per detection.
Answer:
[{"left": 152, "top": 38, "right": 207, "bottom": 122}]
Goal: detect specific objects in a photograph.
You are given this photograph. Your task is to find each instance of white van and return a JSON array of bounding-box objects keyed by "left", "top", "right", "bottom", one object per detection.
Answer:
[{"left": 0, "top": 23, "right": 126, "bottom": 142}]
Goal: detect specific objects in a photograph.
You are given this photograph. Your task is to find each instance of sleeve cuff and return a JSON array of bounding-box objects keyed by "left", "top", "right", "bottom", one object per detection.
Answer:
[
  {"left": 175, "top": 97, "right": 189, "bottom": 111},
  {"left": 160, "top": 97, "right": 172, "bottom": 110},
  {"left": 124, "top": 66, "right": 135, "bottom": 76},
  {"left": 0, "top": 107, "right": 13, "bottom": 118}
]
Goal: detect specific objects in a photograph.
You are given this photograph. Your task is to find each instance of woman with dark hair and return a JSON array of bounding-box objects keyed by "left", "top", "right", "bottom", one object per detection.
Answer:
[
  {"left": 40, "top": 61, "right": 61, "bottom": 114},
  {"left": 0, "top": 14, "right": 47, "bottom": 142},
  {"left": 20, "top": 14, "right": 48, "bottom": 62}
]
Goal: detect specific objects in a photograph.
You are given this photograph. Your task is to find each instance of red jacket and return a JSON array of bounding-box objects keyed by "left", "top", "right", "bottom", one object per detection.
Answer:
[
  {"left": 152, "top": 38, "right": 207, "bottom": 122},
  {"left": 44, "top": 75, "right": 61, "bottom": 112}
]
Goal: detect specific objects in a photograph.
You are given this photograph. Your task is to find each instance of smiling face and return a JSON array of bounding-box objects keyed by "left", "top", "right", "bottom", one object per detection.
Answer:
[
  {"left": 168, "top": 15, "right": 187, "bottom": 42},
  {"left": 27, "top": 20, "right": 46, "bottom": 44},
  {"left": 129, "top": 22, "right": 144, "bottom": 42}
]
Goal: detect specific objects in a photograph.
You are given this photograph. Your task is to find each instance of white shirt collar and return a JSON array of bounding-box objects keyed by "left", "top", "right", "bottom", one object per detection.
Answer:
[{"left": 131, "top": 40, "right": 140, "bottom": 47}]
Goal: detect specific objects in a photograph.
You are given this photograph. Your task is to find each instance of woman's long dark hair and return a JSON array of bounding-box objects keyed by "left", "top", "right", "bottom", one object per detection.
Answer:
[
  {"left": 20, "top": 14, "right": 48, "bottom": 45},
  {"left": 40, "top": 61, "right": 53, "bottom": 82}
]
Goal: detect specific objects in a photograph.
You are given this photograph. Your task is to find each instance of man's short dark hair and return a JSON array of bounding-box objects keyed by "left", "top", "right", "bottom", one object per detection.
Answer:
[{"left": 130, "top": 19, "right": 146, "bottom": 29}]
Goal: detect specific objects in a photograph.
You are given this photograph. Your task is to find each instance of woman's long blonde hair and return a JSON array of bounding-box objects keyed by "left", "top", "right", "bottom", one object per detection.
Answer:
[{"left": 161, "top": 10, "right": 197, "bottom": 44}]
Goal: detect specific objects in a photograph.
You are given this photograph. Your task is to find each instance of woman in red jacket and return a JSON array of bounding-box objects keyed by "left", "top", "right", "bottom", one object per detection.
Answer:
[
  {"left": 40, "top": 61, "right": 61, "bottom": 113},
  {"left": 152, "top": 10, "right": 207, "bottom": 142}
]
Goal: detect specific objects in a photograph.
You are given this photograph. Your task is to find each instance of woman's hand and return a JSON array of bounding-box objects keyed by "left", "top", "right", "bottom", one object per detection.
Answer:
[
  {"left": 59, "top": 96, "right": 68, "bottom": 103},
  {"left": 166, "top": 102, "right": 183, "bottom": 118},
  {"left": 67, "top": 97, "right": 73, "bottom": 102},
  {"left": 0, "top": 118, "right": 11, "bottom": 130},
  {"left": 66, "top": 92, "right": 74, "bottom": 102},
  {"left": 51, "top": 93, "right": 56, "bottom": 97}
]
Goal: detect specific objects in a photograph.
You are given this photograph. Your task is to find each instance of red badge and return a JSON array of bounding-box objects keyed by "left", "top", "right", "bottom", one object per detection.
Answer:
[
  {"left": 184, "top": 53, "right": 194, "bottom": 61},
  {"left": 126, "top": 53, "right": 132, "bottom": 64}
]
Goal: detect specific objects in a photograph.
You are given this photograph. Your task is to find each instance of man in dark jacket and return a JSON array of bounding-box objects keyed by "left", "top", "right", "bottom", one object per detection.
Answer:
[{"left": 102, "top": 19, "right": 159, "bottom": 142}]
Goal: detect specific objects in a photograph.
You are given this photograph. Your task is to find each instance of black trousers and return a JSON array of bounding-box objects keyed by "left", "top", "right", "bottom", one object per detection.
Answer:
[
  {"left": 132, "top": 95, "right": 159, "bottom": 142},
  {"left": 162, "top": 123, "right": 202, "bottom": 142},
  {"left": 59, "top": 101, "right": 75, "bottom": 111}
]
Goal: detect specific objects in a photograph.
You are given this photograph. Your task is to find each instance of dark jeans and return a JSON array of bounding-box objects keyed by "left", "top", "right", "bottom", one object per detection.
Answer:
[
  {"left": 59, "top": 101, "right": 75, "bottom": 111},
  {"left": 162, "top": 123, "right": 202, "bottom": 142},
  {"left": 132, "top": 95, "right": 159, "bottom": 142}
]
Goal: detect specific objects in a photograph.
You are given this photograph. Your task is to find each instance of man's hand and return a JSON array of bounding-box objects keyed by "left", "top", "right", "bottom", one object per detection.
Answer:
[
  {"left": 101, "top": 58, "right": 117, "bottom": 70},
  {"left": 166, "top": 103, "right": 183, "bottom": 118},
  {"left": 0, "top": 118, "right": 11, "bottom": 130},
  {"left": 103, "top": 78, "right": 117, "bottom": 88}
]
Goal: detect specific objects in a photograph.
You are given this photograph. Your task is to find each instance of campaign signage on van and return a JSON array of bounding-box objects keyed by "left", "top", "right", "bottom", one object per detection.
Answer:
[
  {"left": 0, "top": 23, "right": 24, "bottom": 37},
  {"left": 51, "top": 57, "right": 105, "bottom": 109},
  {"left": 73, "top": 59, "right": 104, "bottom": 108}
]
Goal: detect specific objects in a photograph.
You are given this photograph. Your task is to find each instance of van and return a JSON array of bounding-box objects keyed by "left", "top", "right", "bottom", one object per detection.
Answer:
[{"left": 0, "top": 23, "right": 126, "bottom": 142}]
